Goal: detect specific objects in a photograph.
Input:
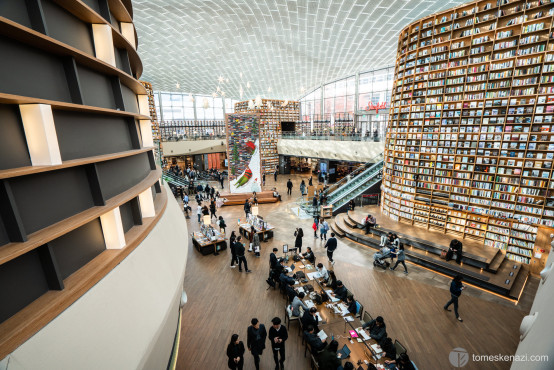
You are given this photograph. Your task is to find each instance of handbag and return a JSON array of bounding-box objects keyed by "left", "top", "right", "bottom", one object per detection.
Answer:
[{"left": 440, "top": 250, "right": 447, "bottom": 259}]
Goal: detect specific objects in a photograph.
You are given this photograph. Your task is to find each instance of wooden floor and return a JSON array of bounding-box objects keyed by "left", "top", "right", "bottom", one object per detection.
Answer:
[{"left": 176, "top": 175, "right": 533, "bottom": 370}]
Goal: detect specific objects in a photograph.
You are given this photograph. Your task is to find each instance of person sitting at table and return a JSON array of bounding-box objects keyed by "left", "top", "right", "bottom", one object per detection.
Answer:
[
  {"left": 304, "top": 325, "right": 326, "bottom": 352},
  {"left": 342, "top": 363, "right": 355, "bottom": 370},
  {"left": 362, "top": 316, "right": 387, "bottom": 344},
  {"left": 279, "top": 271, "right": 295, "bottom": 287},
  {"left": 380, "top": 337, "right": 396, "bottom": 361},
  {"left": 302, "top": 247, "right": 315, "bottom": 264},
  {"left": 301, "top": 307, "right": 319, "bottom": 333},
  {"left": 286, "top": 281, "right": 297, "bottom": 302},
  {"left": 290, "top": 292, "right": 308, "bottom": 317},
  {"left": 317, "top": 340, "right": 342, "bottom": 370},
  {"left": 384, "top": 353, "right": 416, "bottom": 370},
  {"left": 316, "top": 263, "right": 329, "bottom": 281},
  {"left": 323, "top": 270, "right": 337, "bottom": 290},
  {"left": 332, "top": 280, "right": 348, "bottom": 301},
  {"left": 346, "top": 295, "right": 361, "bottom": 315}
]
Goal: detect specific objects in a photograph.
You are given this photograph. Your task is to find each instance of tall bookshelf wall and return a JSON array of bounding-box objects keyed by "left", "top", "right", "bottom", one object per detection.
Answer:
[
  {"left": 384, "top": 0, "right": 554, "bottom": 265},
  {"left": 235, "top": 99, "right": 300, "bottom": 175},
  {"left": 140, "top": 81, "right": 159, "bottom": 139}
]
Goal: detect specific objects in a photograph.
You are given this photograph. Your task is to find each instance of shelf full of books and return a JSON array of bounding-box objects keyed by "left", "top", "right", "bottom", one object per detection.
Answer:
[
  {"left": 384, "top": 0, "right": 554, "bottom": 266},
  {"left": 235, "top": 99, "right": 300, "bottom": 175}
]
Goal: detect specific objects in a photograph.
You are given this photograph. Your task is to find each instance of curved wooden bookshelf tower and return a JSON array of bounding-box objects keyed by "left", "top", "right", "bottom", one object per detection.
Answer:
[
  {"left": 383, "top": 0, "right": 554, "bottom": 273},
  {"left": 0, "top": 0, "right": 164, "bottom": 358}
]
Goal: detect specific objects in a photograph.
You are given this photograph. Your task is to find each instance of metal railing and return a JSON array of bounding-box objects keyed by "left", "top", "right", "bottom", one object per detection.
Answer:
[{"left": 281, "top": 133, "right": 384, "bottom": 142}]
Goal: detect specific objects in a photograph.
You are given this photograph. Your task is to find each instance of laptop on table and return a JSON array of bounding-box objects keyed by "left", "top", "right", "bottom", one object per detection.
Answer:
[{"left": 337, "top": 344, "right": 351, "bottom": 359}]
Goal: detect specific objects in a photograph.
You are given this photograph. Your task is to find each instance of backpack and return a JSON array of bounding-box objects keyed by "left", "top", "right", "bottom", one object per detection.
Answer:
[
  {"left": 314, "top": 293, "right": 323, "bottom": 305},
  {"left": 293, "top": 254, "right": 301, "bottom": 262},
  {"left": 296, "top": 271, "right": 306, "bottom": 279},
  {"left": 304, "top": 284, "right": 314, "bottom": 293},
  {"left": 266, "top": 277, "right": 276, "bottom": 287}
]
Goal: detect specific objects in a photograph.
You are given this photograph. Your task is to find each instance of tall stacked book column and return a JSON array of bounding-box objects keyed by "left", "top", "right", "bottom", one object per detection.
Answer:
[
  {"left": 235, "top": 99, "right": 300, "bottom": 176},
  {"left": 383, "top": 0, "right": 554, "bottom": 274}
]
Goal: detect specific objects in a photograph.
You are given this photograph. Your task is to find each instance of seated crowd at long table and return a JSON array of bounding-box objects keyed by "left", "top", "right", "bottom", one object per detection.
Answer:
[{"left": 269, "top": 252, "right": 417, "bottom": 370}]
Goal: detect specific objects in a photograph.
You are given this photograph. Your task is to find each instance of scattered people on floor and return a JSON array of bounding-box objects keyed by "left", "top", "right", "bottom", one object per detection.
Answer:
[
  {"left": 304, "top": 325, "right": 326, "bottom": 352},
  {"left": 230, "top": 231, "right": 238, "bottom": 268},
  {"left": 290, "top": 292, "right": 308, "bottom": 316},
  {"left": 294, "top": 227, "right": 304, "bottom": 254},
  {"left": 226, "top": 334, "right": 245, "bottom": 370},
  {"left": 235, "top": 236, "right": 251, "bottom": 273},
  {"left": 286, "top": 179, "right": 293, "bottom": 195},
  {"left": 247, "top": 318, "right": 267, "bottom": 370},
  {"left": 317, "top": 340, "right": 342, "bottom": 370},
  {"left": 210, "top": 200, "right": 217, "bottom": 219},
  {"left": 390, "top": 244, "right": 408, "bottom": 274},
  {"left": 346, "top": 295, "right": 361, "bottom": 315},
  {"left": 362, "top": 316, "right": 387, "bottom": 344},
  {"left": 268, "top": 317, "right": 288, "bottom": 370},
  {"left": 444, "top": 274, "right": 464, "bottom": 322},
  {"left": 302, "top": 247, "right": 315, "bottom": 264},
  {"left": 252, "top": 227, "right": 261, "bottom": 257},
  {"left": 308, "top": 176, "right": 313, "bottom": 186},
  {"left": 316, "top": 263, "right": 329, "bottom": 280},
  {"left": 202, "top": 205, "right": 210, "bottom": 218},
  {"left": 313, "top": 216, "right": 319, "bottom": 238},
  {"left": 300, "top": 180, "right": 306, "bottom": 197},
  {"left": 196, "top": 203, "right": 203, "bottom": 223},
  {"left": 274, "top": 169, "right": 278, "bottom": 182},
  {"left": 301, "top": 307, "right": 319, "bottom": 333},
  {"left": 320, "top": 219, "right": 329, "bottom": 240},
  {"left": 218, "top": 216, "right": 227, "bottom": 233},
  {"left": 332, "top": 280, "right": 348, "bottom": 301},
  {"left": 324, "top": 233, "right": 337, "bottom": 265},
  {"left": 446, "top": 239, "right": 463, "bottom": 264},
  {"left": 312, "top": 195, "right": 319, "bottom": 214}
]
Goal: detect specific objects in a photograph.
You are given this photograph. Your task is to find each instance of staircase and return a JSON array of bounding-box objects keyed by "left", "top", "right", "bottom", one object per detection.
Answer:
[
  {"left": 298, "top": 153, "right": 384, "bottom": 215},
  {"left": 162, "top": 170, "right": 191, "bottom": 187}
]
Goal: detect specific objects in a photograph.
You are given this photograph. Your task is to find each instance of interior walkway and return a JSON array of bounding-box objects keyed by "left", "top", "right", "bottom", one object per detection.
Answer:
[{"left": 176, "top": 174, "right": 537, "bottom": 370}]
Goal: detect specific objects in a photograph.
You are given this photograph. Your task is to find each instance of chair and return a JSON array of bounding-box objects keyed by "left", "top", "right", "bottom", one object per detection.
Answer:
[
  {"left": 285, "top": 305, "right": 301, "bottom": 330},
  {"left": 361, "top": 311, "right": 373, "bottom": 326},
  {"left": 394, "top": 339, "right": 408, "bottom": 359},
  {"left": 356, "top": 301, "right": 364, "bottom": 319},
  {"left": 310, "top": 354, "right": 319, "bottom": 370}
]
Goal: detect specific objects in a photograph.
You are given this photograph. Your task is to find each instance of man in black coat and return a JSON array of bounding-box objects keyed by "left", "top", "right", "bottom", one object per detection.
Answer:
[
  {"left": 304, "top": 325, "right": 326, "bottom": 352},
  {"left": 235, "top": 236, "right": 251, "bottom": 273},
  {"left": 301, "top": 307, "right": 319, "bottom": 333},
  {"left": 362, "top": 316, "right": 387, "bottom": 344},
  {"left": 446, "top": 239, "right": 463, "bottom": 264},
  {"left": 268, "top": 317, "right": 288, "bottom": 370},
  {"left": 247, "top": 318, "right": 267, "bottom": 370},
  {"left": 324, "top": 233, "right": 338, "bottom": 265},
  {"left": 286, "top": 179, "right": 293, "bottom": 195},
  {"left": 332, "top": 280, "right": 348, "bottom": 302},
  {"left": 244, "top": 199, "right": 251, "bottom": 218},
  {"left": 269, "top": 248, "right": 279, "bottom": 269}
]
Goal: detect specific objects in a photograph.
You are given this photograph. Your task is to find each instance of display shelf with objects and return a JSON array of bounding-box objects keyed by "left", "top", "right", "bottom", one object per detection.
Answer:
[
  {"left": 384, "top": 0, "right": 554, "bottom": 273},
  {"left": 235, "top": 99, "right": 300, "bottom": 175}
]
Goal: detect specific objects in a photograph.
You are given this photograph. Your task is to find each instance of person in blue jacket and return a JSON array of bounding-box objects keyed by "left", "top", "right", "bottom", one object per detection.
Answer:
[{"left": 444, "top": 274, "right": 465, "bottom": 322}]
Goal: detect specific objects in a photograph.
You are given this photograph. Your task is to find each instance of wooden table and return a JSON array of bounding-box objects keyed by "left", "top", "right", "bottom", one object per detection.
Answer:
[
  {"left": 192, "top": 231, "right": 227, "bottom": 255},
  {"left": 238, "top": 223, "right": 275, "bottom": 241},
  {"left": 288, "top": 261, "right": 389, "bottom": 369}
]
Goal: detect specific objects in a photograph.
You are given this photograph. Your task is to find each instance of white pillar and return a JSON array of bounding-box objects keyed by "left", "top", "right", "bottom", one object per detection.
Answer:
[
  {"left": 100, "top": 207, "right": 126, "bottom": 249},
  {"left": 92, "top": 24, "right": 116, "bottom": 66},
  {"left": 138, "top": 188, "right": 155, "bottom": 218},
  {"left": 139, "top": 120, "right": 154, "bottom": 147},
  {"left": 19, "top": 104, "right": 62, "bottom": 166}
]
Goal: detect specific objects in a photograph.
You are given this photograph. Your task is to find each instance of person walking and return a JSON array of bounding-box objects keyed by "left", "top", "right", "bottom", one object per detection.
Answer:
[
  {"left": 308, "top": 176, "right": 313, "bottom": 186},
  {"left": 294, "top": 227, "right": 304, "bottom": 254},
  {"left": 286, "top": 179, "right": 293, "bottom": 195},
  {"left": 196, "top": 203, "right": 203, "bottom": 223},
  {"left": 444, "top": 275, "right": 464, "bottom": 322},
  {"left": 324, "top": 233, "right": 338, "bottom": 265},
  {"left": 390, "top": 244, "right": 408, "bottom": 274},
  {"left": 247, "top": 318, "right": 267, "bottom": 370},
  {"left": 235, "top": 236, "right": 251, "bottom": 273},
  {"left": 274, "top": 169, "right": 278, "bottom": 182},
  {"left": 226, "top": 334, "right": 245, "bottom": 370},
  {"left": 300, "top": 180, "right": 306, "bottom": 197},
  {"left": 262, "top": 173, "right": 266, "bottom": 187},
  {"left": 320, "top": 219, "right": 329, "bottom": 241},
  {"left": 209, "top": 200, "right": 217, "bottom": 219},
  {"left": 218, "top": 216, "right": 227, "bottom": 233},
  {"left": 312, "top": 216, "right": 319, "bottom": 238},
  {"left": 253, "top": 228, "right": 261, "bottom": 257},
  {"left": 220, "top": 174, "right": 225, "bottom": 189},
  {"left": 312, "top": 194, "right": 318, "bottom": 214},
  {"left": 244, "top": 199, "right": 251, "bottom": 219},
  {"left": 268, "top": 317, "right": 288, "bottom": 370},
  {"left": 230, "top": 231, "right": 238, "bottom": 268}
]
